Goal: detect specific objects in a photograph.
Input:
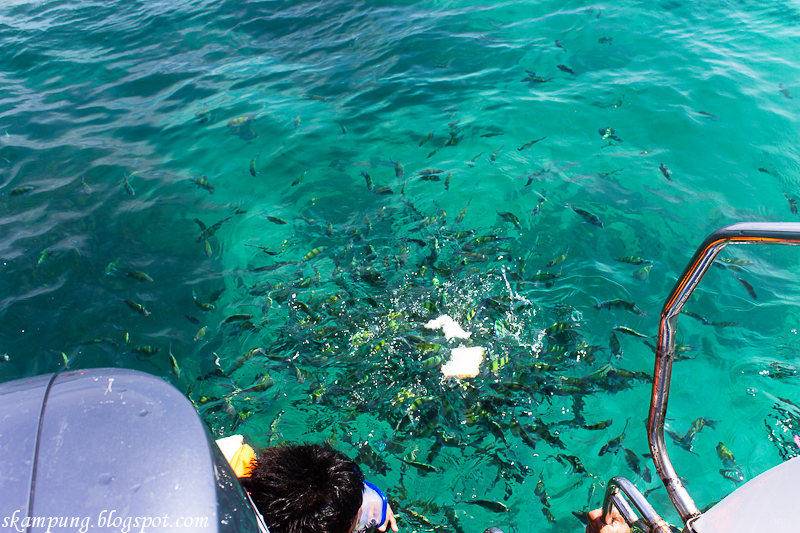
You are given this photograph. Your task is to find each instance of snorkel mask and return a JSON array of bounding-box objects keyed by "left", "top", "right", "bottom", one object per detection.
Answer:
[{"left": 354, "top": 481, "right": 388, "bottom": 532}]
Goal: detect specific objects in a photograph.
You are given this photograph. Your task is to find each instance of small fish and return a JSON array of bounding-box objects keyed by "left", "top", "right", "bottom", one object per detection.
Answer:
[
  {"left": 359, "top": 171, "right": 374, "bottom": 191},
  {"left": 466, "top": 152, "right": 484, "bottom": 167},
  {"left": 659, "top": 164, "right": 673, "bottom": 181},
  {"left": 609, "top": 331, "right": 622, "bottom": 358},
  {"left": 444, "top": 172, "right": 451, "bottom": 190},
  {"left": 595, "top": 299, "right": 642, "bottom": 314},
  {"left": 204, "top": 239, "right": 212, "bottom": 257},
  {"left": 557, "top": 64, "right": 576, "bottom": 75},
  {"left": 219, "top": 314, "right": 254, "bottom": 327},
  {"left": 616, "top": 256, "right": 650, "bottom": 265},
  {"left": 545, "top": 321, "right": 575, "bottom": 336},
  {"left": 716, "top": 442, "right": 735, "bottom": 463},
  {"left": 555, "top": 454, "right": 586, "bottom": 473},
  {"left": 698, "top": 111, "right": 719, "bottom": 120},
  {"left": 185, "top": 314, "right": 200, "bottom": 324},
  {"left": 418, "top": 168, "right": 444, "bottom": 176},
  {"left": 786, "top": 194, "right": 797, "bottom": 215},
  {"left": 453, "top": 499, "right": 509, "bottom": 513},
  {"left": 518, "top": 137, "right": 546, "bottom": 151},
  {"left": 719, "top": 257, "right": 754, "bottom": 267},
  {"left": 402, "top": 459, "right": 439, "bottom": 473},
  {"left": 568, "top": 204, "right": 603, "bottom": 228},
  {"left": 339, "top": 121, "right": 347, "bottom": 134},
  {"left": 133, "top": 346, "right": 159, "bottom": 356},
  {"left": 267, "top": 216, "right": 288, "bottom": 225},
  {"left": 498, "top": 211, "right": 521, "bottom": 229},
  {"left": 126, "top": 271, "right": 153, "bottom": 282},
  {"left": 779, "top": 84, "right": 792, "bottom": 100},
  {"left": 598, "top": 127, "right": 622, "bottom": 142},
  {"left": 622, "top": 447, "right": 651, "bottom": 483},
  {"left": 582, "top": 419, "right": 613, "bottom": 431},
  {"left": 249, "top": 153, "right": 260, "bottom": 177},
  {"left": 598, "top": 36, "right": 612, "bottom": 45},
  {"left": 123, "top": 172, "right": 136, "bottom": 196},
  {"left": 546, "top": 247, "right": 569, "bottom": 267},
  {"left": 169, "top": 344, "right": 181, "bottom": 379},
  {"left": 190, "top": 176, "right": 215, "bottom": 194},
  {"left": 490, "top": 143, "right": 504, "bottom": 162},
  {"left": 195, "top": 217, "right": 231, "bottom": 242},
  {"left": 555, "top": 40, "right": 566, "bottom": 50},
  {"left": 194, "top": 326, "right": 207, "bottom": 342},
  {"left": 455, "top": 201, "right": 470, "bottom": 224},
  {"left": 633, "top": 264, "right": 653, "bottom": 281},
  {"left": 444, "top": 131, "right": 460, "bottom": 146},
  {"left": 123, "top": 299, "right": 151, "bottom": 316},
  {"left": 734, "top": 274, "right": 757, "bottom": 299},
  {"left": 599, "top": 420, "right": 628, "bottom": 455},
  {"left": 195, "top": 108, "right": 211, "bottom": 124},
  {"left": 302, "top": 247, "right": 326, "bottom": 262},
  {"left": 233, "top": 347, "right": 266, "bottom": 370},
  {"left": 391, "top": 159, "right": 404, "bottom": 178},
  {"left": 7, "top": 185, "right": 34, "bottom": 196},
  {"left": 613, "top": 326, "right": 649, "bottom": 338},
  {"left": 307, "top": 94, "right": 327, "bottom": 101},
  {"left": 534, "top": 474, "right": 550, "bottom": 507},
  {"left": 530, "top": 270, "right": 559, "bottom": 282},
  {"left": 720, "top": 466, "right": 745, "bottom": 484},
  {"left": 292, "top": 171, "right": 306, "bottom": 186},
  {"left": 373, "top": 186, "right": 393, "bottom": 195},
  {"left": 419, "top": 132, "right": 433, "bottom": 146},
  {"left": 38, "top": 249, "right": 55, "bottom": 265},
  {"left": 758, "top": 167, "right": 770, "bottom": 174},
  {"left": 192, "top": 290, "right": 215, "bottom": 311},
  {"left": 227, "top": 115, "right": 256, "bottom": 127},
  {"left": 480, "top": 132, "right": 503, "bottom": 138},
  {"left": 81, "top": 177, "right": 92, "bottom": 195},
  {"left": 521, "top": 74, "right": 551, "bottom": 83},
  {"left": 531, "top": 195, "right": 546, "bottom": 214},
  {"left": 293, "top": 115, "right": 301, "bottom": 129},
  {"left": 686, "top": 417, "right": 719, "bottom": 439}
]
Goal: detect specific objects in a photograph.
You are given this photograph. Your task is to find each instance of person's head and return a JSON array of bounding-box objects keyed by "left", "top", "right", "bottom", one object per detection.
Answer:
[{"left": 241, "top": 443, "right": 364, "bottom": 533}]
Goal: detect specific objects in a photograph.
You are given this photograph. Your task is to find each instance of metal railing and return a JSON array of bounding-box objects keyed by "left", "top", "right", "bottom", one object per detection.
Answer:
[
  {"left": 603, "top": 222, "right": 800, "bottom": 532},
  {"left": 603, "top": 476, "right": 671, "bottom": 533}
]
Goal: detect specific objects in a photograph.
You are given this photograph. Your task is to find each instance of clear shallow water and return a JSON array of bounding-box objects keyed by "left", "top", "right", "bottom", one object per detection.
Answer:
[{"left": 1, "top": 0, "right": 800, "bottom": 530}]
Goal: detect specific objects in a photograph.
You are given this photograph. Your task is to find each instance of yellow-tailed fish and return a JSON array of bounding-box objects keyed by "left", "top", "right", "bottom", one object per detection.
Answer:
[
  {"left": 292, "top": 171, "right": 306, "bottom": 186},
  {"left": 190, "top": 176, "right": 215, "bottom": 194},
  {"left": 169, "top": 344, "right": 181, "bottom": 379},
  {"left": 123, "top": 299, "right": 151, "bottom": 316}
]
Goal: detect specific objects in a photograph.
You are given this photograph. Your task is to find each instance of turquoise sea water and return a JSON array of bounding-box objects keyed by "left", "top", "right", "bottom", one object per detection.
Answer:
[{"left": 1, "top": 0, "right": 800, "bottom": 530}]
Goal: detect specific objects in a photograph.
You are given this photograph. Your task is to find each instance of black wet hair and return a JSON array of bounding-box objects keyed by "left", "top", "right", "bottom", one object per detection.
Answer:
[{"left": 241, "top": 443, "right": 364, "bottom": 533}]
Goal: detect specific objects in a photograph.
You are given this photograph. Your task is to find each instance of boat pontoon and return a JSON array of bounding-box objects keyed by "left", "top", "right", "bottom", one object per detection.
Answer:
[{"left": 0, "top": 367, "right": 269, "bottom": 532}]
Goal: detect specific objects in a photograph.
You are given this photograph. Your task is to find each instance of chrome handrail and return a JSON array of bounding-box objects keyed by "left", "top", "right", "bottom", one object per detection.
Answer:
[
  {"left": 603, "top": 476, "right": 671, "bottom": 533},
  {"left": 648, "top": 222, "right": 800, "bottom": 528}
]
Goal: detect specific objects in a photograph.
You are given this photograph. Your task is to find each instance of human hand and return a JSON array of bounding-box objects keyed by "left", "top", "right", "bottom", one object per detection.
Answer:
[
  {"left": 377, "top": 505, "right": 398, "bottom": 533},
  {"left": 586, "top": 507, "right": 630, "bottom": 533}
]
